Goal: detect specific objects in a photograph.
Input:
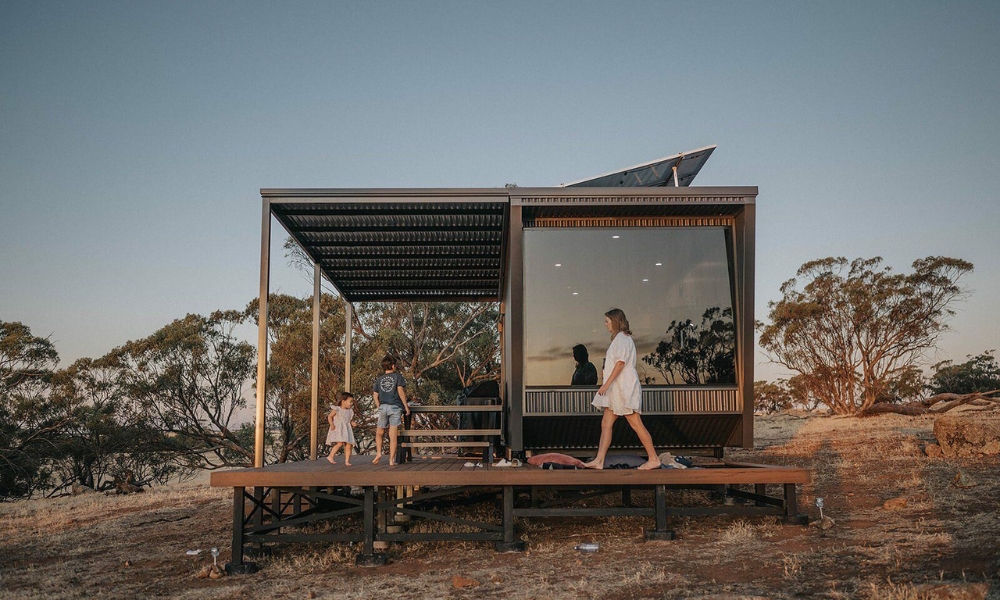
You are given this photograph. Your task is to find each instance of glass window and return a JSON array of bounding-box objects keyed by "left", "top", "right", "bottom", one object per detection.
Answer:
[{"left": 524, "top": 227, "right": 736, "bottom": 386}]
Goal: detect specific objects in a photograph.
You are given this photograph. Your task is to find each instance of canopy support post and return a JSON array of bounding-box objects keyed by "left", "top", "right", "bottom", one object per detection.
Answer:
[
  {"left": 345, "top": 301, "right": 353, "bottom": 391},
  {"left": 310, "top": 263, "right": 321, "bottom": 461},
  {"left": 254, "top": 199, "right": 271, "bottom": 468}
]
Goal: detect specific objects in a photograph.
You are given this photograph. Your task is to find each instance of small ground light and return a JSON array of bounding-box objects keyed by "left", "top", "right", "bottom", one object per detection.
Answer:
[
  {"left": 211, "top": 547, "right": 219, "bottom": 567},
  {"left": 612, "top": 235, "right": 620, "bottom": 239},
  {"left": 572, "top": 292, "right": 579, "bottom": 295},
  {"left": 816, "top": 497, "right": 824, "bottom": 519},
  {"left": 655, "top": 263, "right": 662, "bottom": 266},
  {"left": 642, "top": 279, "right": 649, "bottom": 282},
  {"left": 555, "top": 263, "right": 561, "bottom": 267}
]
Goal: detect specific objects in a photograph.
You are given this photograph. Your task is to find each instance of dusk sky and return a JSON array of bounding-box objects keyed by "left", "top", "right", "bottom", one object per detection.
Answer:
[{"left": 2, "top": 1, "right": 998, "bottom": 380}]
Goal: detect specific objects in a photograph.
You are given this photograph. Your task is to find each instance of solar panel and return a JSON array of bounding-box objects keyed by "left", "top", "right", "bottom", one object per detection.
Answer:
[{"left": 562, "top": 145, "right": 716, "bottom": 188}]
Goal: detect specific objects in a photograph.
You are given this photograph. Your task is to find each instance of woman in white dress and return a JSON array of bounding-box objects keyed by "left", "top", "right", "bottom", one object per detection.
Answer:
[{"left": 583, "top": 308, "right": 661, "bottom": 470}]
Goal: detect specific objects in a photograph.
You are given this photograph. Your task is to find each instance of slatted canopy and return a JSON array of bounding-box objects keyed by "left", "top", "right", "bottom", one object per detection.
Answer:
[{"left": 266, "top": 189, "right": 509, "bottom": 302}]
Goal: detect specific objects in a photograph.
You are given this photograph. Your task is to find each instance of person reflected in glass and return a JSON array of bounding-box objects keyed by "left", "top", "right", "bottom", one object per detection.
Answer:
[
  {"left": 583, "top": 308, "right": 661, "bottom": 470},
  {"left": 571, "top": 344, "right": 598, "bottom": 386}
]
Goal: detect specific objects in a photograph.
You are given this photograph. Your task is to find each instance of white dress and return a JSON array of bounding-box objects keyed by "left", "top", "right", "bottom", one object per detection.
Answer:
[
  {"left": 592, "top": 332, "right": 642, "bottom": 416},
  {"left": 326, "top": 406, "right": 356, "bottom": 445}
]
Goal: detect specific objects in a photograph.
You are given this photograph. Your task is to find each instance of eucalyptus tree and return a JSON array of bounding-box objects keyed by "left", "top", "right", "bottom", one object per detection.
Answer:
[
  {"left": 757, "top": 256, "right": 973, "bottom": 415},
  {"left": 0, "top": 320, "right": 65, "bottom": 498},
  {"left": 105, "top": 311, "right": 256, "bottom": 468}
]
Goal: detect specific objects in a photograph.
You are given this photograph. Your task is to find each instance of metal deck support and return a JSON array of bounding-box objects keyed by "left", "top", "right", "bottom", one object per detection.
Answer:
[
  {"left": 644, "top": 484, "right": 676, "bottom": 541},
  {"left": 225, "top": 487, "right": 258, "bottom": 574},
  {"left": 495, "top": 485, "right": 525, "bottom": 552},
  {"left": 357, "top": 486, "right": 386, "bottom": 566},
  {"left": 783, "top": 483, "right": 808, "bottom": 525}
]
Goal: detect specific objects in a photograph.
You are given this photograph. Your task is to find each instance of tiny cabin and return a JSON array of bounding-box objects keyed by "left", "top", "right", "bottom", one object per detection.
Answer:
[{"left": 263, "top": 146, "right": 756, "bottom": 460}]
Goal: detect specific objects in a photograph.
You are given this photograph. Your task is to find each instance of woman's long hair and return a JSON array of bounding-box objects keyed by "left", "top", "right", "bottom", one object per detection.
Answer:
[{"left": 605, "top": 308, "right": 632, "bottom": 338}]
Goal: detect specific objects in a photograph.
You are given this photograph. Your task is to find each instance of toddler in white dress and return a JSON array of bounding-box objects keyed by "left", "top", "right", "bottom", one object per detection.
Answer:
[{"left": 326, "top": 392, "right": 357, "bottom": 466}]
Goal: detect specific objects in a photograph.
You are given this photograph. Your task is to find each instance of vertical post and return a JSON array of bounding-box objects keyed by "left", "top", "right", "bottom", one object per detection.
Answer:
[
  {"left": 254, "top": 199, "right": 271, "bottom": 468},
  {"left": 672, "top": 165, "right": 679, "bottom": 187},
  {"left": 356, "top": 485, "right": 387, "bottom": 566},
  {"left": 495, "top": 485, "right": 525, "bottom": 552},
  {"left": 754, "top": 483, "right": 766, "bottom": 507},
  {"left": 644, "top": 484, "right": 675, "bottom": 540},
  {"left": 738, "top": 201, "right": 756, "bottom": 449},
  {"left": 344, "top": 301, "right": 353, "bottom": 391},
  {"left": 363, "top": 486, "right": 374, "bottom": 554},
  {"left": 502, "top": 486, "right": 515, "bottom": 543},
  {"left": 783, "top": 483, "right": 802, "bottom": 524},
  {"left": 655, "top": 484, "right": 667, "bottom": 531},
  {"left": 271, "top": 487, "right": 281, "bottom": 533},
  {"left": 504, "top": 202, "right": 524, "bottom": 453},
  {"left": 310, "top": 263, "right": 321, "bottom": 460},
  {"left": 231, "top": 487, "right": 245, "bottom": 567}
]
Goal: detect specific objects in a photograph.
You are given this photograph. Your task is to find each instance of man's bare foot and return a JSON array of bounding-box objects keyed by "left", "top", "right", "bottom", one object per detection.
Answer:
[
  {"left": 637, "top": 459, "right": 661, "bottom": 470},
  {"left": 582, "top": 460, "right": 604, "bottom": 470},
  {"left": 372, "top": 454, "right": 381, "bottom": 464}
]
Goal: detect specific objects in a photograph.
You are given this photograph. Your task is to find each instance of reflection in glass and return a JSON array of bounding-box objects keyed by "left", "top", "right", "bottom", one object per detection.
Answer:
[{"left": 524, "top": 227, "right": 736, "bottom": 386}]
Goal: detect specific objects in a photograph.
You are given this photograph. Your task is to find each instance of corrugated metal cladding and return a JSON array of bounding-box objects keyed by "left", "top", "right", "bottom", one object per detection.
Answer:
[
  {"left": 524, "top": 388, "right": 740, "bottom": 415},
  {"left": 272, "top": 202, "right": 507, "bottom": 302},
  {"left": 519, "top": 200, "right": 748, "bottom": 222},
  {"left": 522, "top": 414, "right": 742, "bottom": 450}
]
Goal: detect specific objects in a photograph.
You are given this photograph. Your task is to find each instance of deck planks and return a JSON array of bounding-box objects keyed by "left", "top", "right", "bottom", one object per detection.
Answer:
[{"left": 210, "top": 455, "right": 810, "bottom": 488}]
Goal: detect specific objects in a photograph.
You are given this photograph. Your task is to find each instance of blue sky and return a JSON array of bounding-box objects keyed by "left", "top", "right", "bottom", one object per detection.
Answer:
[{"left": 2, "top": 1, "right": 998, "bottom": 378}]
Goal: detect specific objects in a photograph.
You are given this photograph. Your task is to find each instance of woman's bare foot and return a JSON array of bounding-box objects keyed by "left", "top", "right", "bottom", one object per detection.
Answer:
[
  {"left": 372, "top": 454, "right": 381, "bottom": 464},
  {"left": 344, "top": 461, "right": 351, "bottom": 467},
  {"left": 582, "top": 460, "right": 604, "bottom": 470},
  {"left": 388, "top": 461, "right": 397, "bottom": 466},
  {"left": 637, "top": 459, "right": 661, "bottom": 470},
  {"left": 327, "top": 456, "right": 336, "bottom": 464}
]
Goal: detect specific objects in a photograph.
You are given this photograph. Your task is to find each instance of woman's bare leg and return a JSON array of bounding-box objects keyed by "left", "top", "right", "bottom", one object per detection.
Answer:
[
  {"left": 624, "top": 412, "right": 660, "bottom": 469},
  {"left": 344, "top": 444, "right": 353, "bottom": 467},
  {"left": 583, "top": 409, "right": 617, "bottom": 469}
]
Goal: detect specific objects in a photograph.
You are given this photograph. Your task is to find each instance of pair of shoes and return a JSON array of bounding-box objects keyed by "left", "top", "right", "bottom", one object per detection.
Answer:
[
  {"left": 463, "top": 462, "right": 484, "bottom": 468},
  {"left": 494, "top": 459, "right": 521, "bottom": 468}
]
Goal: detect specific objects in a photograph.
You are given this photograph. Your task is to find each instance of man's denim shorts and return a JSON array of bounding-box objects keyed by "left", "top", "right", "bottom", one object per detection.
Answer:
[{"left": 377, "top": 404, "right": 404, "bottom": 428}]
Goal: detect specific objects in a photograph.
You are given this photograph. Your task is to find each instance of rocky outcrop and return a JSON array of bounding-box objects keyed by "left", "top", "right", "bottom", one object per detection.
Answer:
[{"left": 933, "top": 407, "right": 1000, "bottom": 458}]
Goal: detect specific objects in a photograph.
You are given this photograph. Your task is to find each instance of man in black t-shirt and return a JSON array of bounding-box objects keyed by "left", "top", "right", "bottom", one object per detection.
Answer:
[{"left": 372, "top": 354, "right": 410, "bottom": 465}]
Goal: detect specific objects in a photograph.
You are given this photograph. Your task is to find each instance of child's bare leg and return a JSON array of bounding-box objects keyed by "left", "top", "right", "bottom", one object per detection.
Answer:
[
  {"left": 583, "top": 409, "right": 617, "bottom": 469},
  {"left": 388, "top": 425, "right": 399, "bottom": 465},
  {"left": 344, "top": 444, "right": 353, "bottom": 466},
  {"left": 624, "top": 412, "right": 661, "bottom": 470},
  {"left": 373, "top": 427, "right": 385, "bottom": 463},
  {"left": 327, "top": 442, "right": 343, "bottom": 464}
]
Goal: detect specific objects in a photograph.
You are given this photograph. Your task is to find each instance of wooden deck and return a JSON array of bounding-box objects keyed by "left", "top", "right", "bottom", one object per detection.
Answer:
[
  {"left": 210, "top": 455, "right": 810, "bottom": 488},
  {"left": 213, "top": 455, "right": 811, "bottom": 571}
]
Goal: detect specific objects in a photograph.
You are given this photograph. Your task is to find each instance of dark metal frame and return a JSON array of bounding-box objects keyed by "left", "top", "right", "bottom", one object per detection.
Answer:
[{"left": 226, "top": 478, "right": 804, "bottom": 569}]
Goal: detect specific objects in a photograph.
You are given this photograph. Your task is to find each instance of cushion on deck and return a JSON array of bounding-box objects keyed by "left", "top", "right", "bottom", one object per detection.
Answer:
[{"left": 527, "top": 453, "right": 586, "bottom": 468}]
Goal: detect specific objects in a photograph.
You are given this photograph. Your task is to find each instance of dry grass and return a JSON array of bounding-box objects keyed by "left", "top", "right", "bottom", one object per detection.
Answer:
[{"left": 2, "top": 412, "right": 998, "bottom": 599}]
